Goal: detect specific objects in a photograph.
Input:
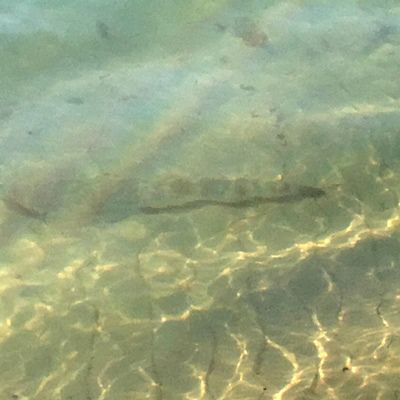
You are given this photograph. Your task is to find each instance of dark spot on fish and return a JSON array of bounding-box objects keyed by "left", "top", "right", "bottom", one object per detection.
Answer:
[
  {"left": 215, "top": 23, "right": 227, "bottom": 32},
  {"left": 120, "top": 94, "right": 138, "bottom": 102},
  {"left": 296, "top": 185, "right": 326, "bottom": 199},
  {"left": 233, "top": 17, "right": 269, "bottom": 48},
  {"left": 96, "top": 20, "right": 110, "bottom": 39},
  {"left": 276, "top": 133, "right": 285, "bottom": 140},
  {"left": 276, "top": 133, "right": 287, "bottom": 146},
  {"left": 66, "top": 97, "right": 84, "bottom": 105},
  {"left": 240, "top": 84, "right": 256, "bottom": 91}
]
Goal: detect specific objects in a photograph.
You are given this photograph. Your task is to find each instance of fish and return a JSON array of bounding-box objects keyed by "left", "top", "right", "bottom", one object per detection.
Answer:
[{"left": 139, "top": 185, "right": 326, "bottom": 215}]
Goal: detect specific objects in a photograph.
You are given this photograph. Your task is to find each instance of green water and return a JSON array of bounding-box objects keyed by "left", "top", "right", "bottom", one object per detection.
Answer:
[{"left": 1, "top": 1, "right": 400, "bottom": 399}]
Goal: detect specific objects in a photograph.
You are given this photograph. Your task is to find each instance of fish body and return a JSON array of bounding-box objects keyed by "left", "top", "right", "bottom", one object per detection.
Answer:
[{"left": 139, "top": 184, "right": 326, "bottom": 214}]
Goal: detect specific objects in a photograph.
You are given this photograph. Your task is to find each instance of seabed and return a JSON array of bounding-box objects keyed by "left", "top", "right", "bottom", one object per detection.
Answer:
[{"left": 1, "top": 1, "right": 400, "bottom": 399}]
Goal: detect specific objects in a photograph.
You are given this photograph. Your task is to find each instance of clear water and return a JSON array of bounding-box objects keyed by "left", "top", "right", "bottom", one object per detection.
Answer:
[{"left": 1, "top": 1, "right": 400, "bottom": 399}]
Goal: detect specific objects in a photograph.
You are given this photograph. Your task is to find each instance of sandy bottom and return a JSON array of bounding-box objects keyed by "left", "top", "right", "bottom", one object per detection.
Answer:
[{"left": 1, "top": 153, "right": 400, "bottom": 400}]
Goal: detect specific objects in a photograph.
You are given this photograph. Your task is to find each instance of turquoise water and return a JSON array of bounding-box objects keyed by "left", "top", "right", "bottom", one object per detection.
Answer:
[{"left": 1, "top": 1, "right": 400, "bottom": 399}]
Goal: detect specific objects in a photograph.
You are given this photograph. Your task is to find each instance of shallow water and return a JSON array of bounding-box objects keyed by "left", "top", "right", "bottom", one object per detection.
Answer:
[{"left": 1, "top": 1, "right": 400, "bottom": 399}]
